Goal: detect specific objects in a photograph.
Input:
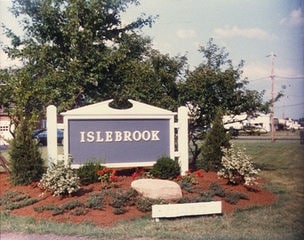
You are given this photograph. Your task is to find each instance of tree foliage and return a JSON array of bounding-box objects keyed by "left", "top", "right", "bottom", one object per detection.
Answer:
[
  {"left": 178, "top": 39, "right": 267, "bottom": 166},
  {"left": 0, "top": 2, "right": 272, "bottom": 177},
  {"left": 3, "top": 0, "right": 157, "bottom": 111}
]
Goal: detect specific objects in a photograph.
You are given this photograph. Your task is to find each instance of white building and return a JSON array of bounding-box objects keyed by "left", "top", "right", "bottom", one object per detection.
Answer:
[{"left": 223, "top": 112, "right": 271, "bottom": 133}]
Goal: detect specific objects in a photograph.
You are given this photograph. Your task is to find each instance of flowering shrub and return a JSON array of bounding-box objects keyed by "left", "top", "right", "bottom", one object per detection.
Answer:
[
  {"left": 217, "top": 144, "right": 260, "bottom": 185},
  {"left": 97, "top": 168, "right": 117, "bottom": 187},
  {"left": 38, "top": 158, "right": 80, "bottom": 196}
]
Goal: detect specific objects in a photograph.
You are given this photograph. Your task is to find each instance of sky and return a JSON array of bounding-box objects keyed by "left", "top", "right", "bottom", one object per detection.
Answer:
[{"left": 1, "top": 0, "right": 304, "bottom": 119}]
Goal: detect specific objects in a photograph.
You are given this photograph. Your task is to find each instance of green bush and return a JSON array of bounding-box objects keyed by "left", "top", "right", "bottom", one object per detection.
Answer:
[
  {"left": 38, "top": 158, "right": 80, "bottom": 197},
  {"left": 198, "top": 108, "right": 230, "bottom": 171},
  {"left": 150, "top": 156, "right": 180, "bottom": 179},
  {"left": 9, "top": 125, "right": 44, "bottom": 185},
  {"left": 77, "top": 161, "right": 104, "bottom": 185}
]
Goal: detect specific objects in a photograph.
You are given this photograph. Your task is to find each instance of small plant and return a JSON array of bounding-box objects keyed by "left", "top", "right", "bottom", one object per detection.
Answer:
[
  {"left": 136, "top": 197, "right": 167, "bottom": 212},
  {"left": 176, "top": 197, "right": 193, "bottom": 203},
  {"left": 38, "top": 158, "right": 80, "bottom": 197},
  {"left": 217, "top": 143, "right": 260, "bottom": 185},
  {"left": 85, "top": 192, "right": 105, "bottom": 210},
  {"left": 62, "top": 200, "right": 84, "bottom": 210},
  {"left": 34, "top": 201, "right": 85, "bottom": 216},
  {"left": 109, "top": 189, "right": 138, "bottom": 208},
  {"left": 33, "top": 204, "right": 58, "bottom": 214},
  {"left": 0, "top": 190, "right": 38, "bottom": 210},
  {"left": 51, "top": 207, "right": 65, "bottom": 216},
  {"left": 177, "top": 170, "right": 201, "bottom": 193},
  {"left": 112, "top": 207, "right": 127, "bottom": 215},
  {"left": 72, "top": 208, "right": 88, "bottom": 216},
  {"left": 97, "top": 168, "right": 118, "bottom": 188},
  {"left": 77, "top": 161, "right": 104, "bottom": 185},
  {"left": 176, "top": 192, "right": 214, "bottom": 203},
  {"left": 150, "top": 156, "right": 180, "bottom": 179},
  {"left": 208, "top": 182, "right": 225, "bottom": 197},
  {"left": 131, "top": 168, "right": 146, "bottom": 180},
  {"left": 34, "top": 204, "right": 58, "bottom": 212},
  {"left": 224, "top": 192, "right": 249, "bottom": 205},
  {"left": 195, "top": 191, "right": 215, "bottom": 202},
  {"left": 179, "top": 171, "right": 199, "bottom": 185},
  {"left": 179, "top": 180, "right": 194, "bottom": 193}
]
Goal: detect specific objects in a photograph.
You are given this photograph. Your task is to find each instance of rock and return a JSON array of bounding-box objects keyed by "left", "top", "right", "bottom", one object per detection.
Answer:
[{"left": 131, "top": 179, "right": 182, "bottom": 200}]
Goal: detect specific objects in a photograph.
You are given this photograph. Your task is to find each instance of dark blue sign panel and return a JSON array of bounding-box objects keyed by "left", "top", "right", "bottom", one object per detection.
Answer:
[{"left": 68, "top": 119, "right": 170, "bottom": 164}]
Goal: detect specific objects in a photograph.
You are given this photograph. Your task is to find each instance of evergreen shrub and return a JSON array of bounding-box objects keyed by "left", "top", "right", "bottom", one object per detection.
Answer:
[
  {"left": 150, "top": 156, "right": 180, "bottom": 179},
  {"left": 9, "top": 126, "right": 44, "bottom": 185},
  {"left": 199, "top": 108, "right": 230, "bottom": 171},
  {"left": 77, "top": 161, "right": 104, "bottom": 185}
]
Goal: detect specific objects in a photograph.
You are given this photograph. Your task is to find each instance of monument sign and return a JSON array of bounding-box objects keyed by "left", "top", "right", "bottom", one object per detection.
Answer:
[{"left": 47, "top": 99, "right": 189, "bottom": 174}]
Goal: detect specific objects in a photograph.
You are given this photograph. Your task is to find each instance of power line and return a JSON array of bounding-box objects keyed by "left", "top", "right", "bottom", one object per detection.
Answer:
[
  {"left": 249, "top": 77, "right": 268, "bottom": 81},
  {"left": 276, "top": 76, "right": 304, "bottom": 80},
  {"left": 276, "top": 102, "right": 304, "bottom": 108}
]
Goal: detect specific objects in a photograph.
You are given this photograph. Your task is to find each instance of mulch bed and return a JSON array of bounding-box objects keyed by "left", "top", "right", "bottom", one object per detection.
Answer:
[{"left": 0, "top": 171, "right": 276, "bottom": 226}]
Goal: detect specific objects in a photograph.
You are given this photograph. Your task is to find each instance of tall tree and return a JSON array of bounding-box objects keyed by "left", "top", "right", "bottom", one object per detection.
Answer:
[
  {"left": 178, "top": 39, "right": 267, "bottom": 166},
  {"left": 2, "top": 0, "right": 156, "bottom": 111},
  {"left": 0, "top": 0, "right": 162, "bottom": 185},
  {"left": 121, "top": 49, "right": 187, "bottom": 111}
]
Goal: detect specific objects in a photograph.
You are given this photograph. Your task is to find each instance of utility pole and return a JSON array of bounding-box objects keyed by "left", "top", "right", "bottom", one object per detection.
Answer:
[{"left": 267, "top": 52, "right": 276, "bottom": 142}]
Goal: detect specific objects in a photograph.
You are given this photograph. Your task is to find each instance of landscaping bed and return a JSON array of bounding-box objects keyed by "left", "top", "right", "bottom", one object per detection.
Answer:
[{"left": 0, "top": 170, "right": 276, "bottom": 227}]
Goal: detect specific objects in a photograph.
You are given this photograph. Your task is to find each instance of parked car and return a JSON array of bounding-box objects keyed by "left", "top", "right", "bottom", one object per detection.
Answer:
[
  {"left": 33, "top": 129, "right": 64, "bottom": 146},
  {"left": 32, "top": 128, "right": 46, "bottom": 137},
  {"left": 243, "top": 125, "right": 268, "bottom": 136}
]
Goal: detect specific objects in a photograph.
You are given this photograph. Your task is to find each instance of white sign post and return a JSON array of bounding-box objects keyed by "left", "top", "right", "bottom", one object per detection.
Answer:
[
  {"left": 46, "top": 105, "right": 57, "bottom": 166},
  {"left": 177, "top": 106, "right": 189, "bottom": 175}
]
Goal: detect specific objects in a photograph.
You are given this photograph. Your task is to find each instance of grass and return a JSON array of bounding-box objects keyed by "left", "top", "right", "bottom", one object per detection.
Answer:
[{"left": 1, "top": 140, "right": 304, "bottom": 239}]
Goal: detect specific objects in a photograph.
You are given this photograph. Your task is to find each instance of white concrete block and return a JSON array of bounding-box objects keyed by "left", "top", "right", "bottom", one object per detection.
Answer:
[{"left": 152, "top": 201, "right": 222, "bottom": 220}]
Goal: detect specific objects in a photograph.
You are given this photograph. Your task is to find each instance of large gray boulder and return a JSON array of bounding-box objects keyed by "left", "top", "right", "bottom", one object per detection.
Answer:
[{"left": 131, "top": 179, "right": 182, "bottom": 200}]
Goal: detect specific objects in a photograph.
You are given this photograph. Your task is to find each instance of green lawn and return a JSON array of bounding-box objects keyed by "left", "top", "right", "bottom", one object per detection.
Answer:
[{"left": 1, "top": 140, "right": 304, "bottom": 239}]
